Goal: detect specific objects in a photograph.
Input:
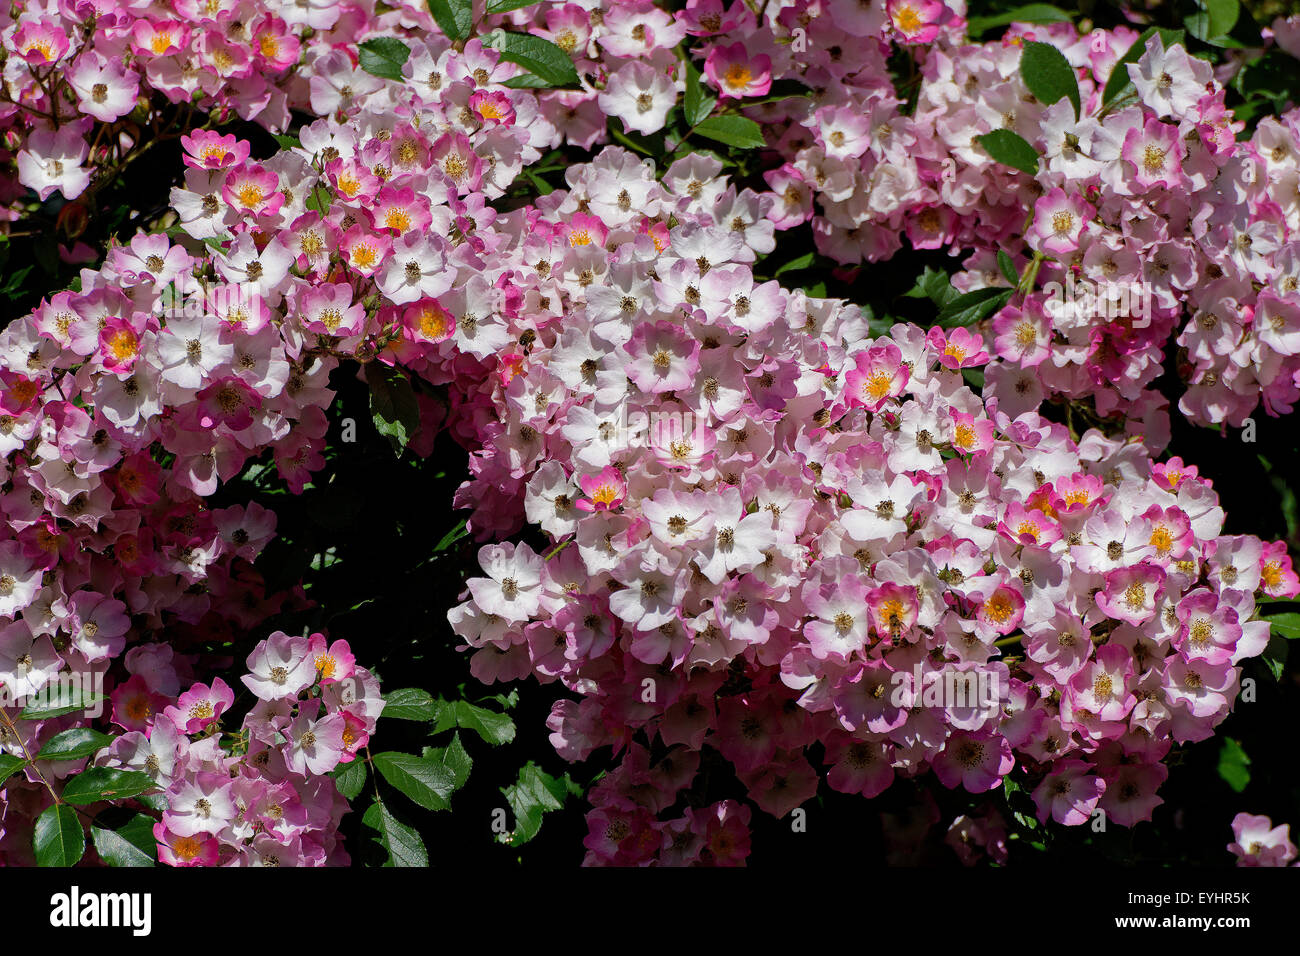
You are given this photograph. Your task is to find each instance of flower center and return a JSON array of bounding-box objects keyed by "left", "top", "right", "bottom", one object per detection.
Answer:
[{"left": 723, "top": 63, "right": 753, "bottom": 89}]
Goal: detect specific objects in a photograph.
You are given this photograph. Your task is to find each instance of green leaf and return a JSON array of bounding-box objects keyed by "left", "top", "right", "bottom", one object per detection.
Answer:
[
  {"left": 938, "top": 287, "right": 1014, "bottom": 328},
  {"left": 1101, "top": 28, "right": 1185, "bottom": 109},
  {"left": 1265, "top": 613, "right": 1300, "bottom": 639},
  {"left": 433, "top": 518, "right": 469, "bottom": 552},
  {"left": 976, "top": 129, "right": 1039, "bottom": 176},
  {"left": 362, "top": 797, "right": 428, "bottom": 867},
  {"left": 90, "top": 811, "right": 156, "bottom": 867},
  {"left": 36, "top": 728, "right": 112, "bottom": 763},
  {"left": 424, "top": 732, "right": 473, "bottom": 793},
  {"left": 305, "top": 186, "right": 332, "bottom": 215},
  {"left": 0, "top": 753, "right": 27, "bottom": 784},
  {"left": 868, "top": 315, "right": 895, "bottom": 338},
  {"left": 1187, "top": 0, "right": 1239, "bottom": 45},
  {"left": 357, "top": 37, "right": 411, "bottom": 82},
  {"left": 271, "top": 133, "right": 301, "bottom": 150},
  {"left": 428, "top": 0, "right": 474, "bottom": 41},
  {"left": 1020, "top": 41, "right": 1080, "bottom": 120},
  {"left": 432, "top": 698, "right": 517, "bottom": 745},
  {"left": 18, "top": 686, "right": 107, "bottom": 720},
  {"left": 0, "top": 264, "right": 34, "bottom": 296},
  {"left": 480, "top": 688, "right": 521, "bottom": 710},
  {"left": 903, "top": 266, "right": 958, "bottom": 307},
  {"left": 775, "top": 252, "right": 817, "bottom": 276},
  {"left": 382, "top": 687, "right": 437, "bottom": 721},
  {"left": 966, "top": 3, "right": 1072, "bottom": 38},
  {"left": 34, "top": 805, "right": 85, "bottom": 867},
  {"left": 61, "top": 768, "right": 156, "bottom": 805},
  {"left": 368, "top": 364, "right": 420, "bottom": 456},
  {"left": 962, "top": 367, "right": 986, "bottom": 389},
  {"left": 503, "top": 72, "right": 550, "bottom": 88},
  {"left": 481, "top": 30, "right": 579, "bottom": 88},
  {"left": 135, "top": 792, "right": 168, "bottom": 814},
  {"left": 683, "top": 57, "right": 716, "bottom": 127},
  {"left": 1217, "top": 738, "right": 1251, "bottom": 793},
  {"left": 373, "top": 751, "right": 460, "bottom": 811},
  {"left": 997, "top": 251, "right": 1018, "bottom": 285},
  {"left": 332, "top": 759, "right": 368, "bottom": 801},
  {"left": 486, "top": 0, "right": 538, "bottom": 13},
  {"left": 693, "top": 114, "right": 766, "bottom": 149},
  {"left": 497, "top": 762, "right": 580, "bottom": 845}
]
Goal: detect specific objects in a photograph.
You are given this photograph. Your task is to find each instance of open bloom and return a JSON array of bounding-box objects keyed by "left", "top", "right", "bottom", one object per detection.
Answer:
[
  {"left": 67, "top": 53, "right": 140, "bottom": 123},
  {"left": 1228, "top": 813, "right": 1297, "bottom": 867},
  {"left": 1096, "top": 562, "right": 1166, "bottom": 626},
  {"left": 703, "top": 42, "right": 771, "bottom": 100},
  {"left": 843, "top": 342, "right": 908, "bottom": 411},
  {"left": 1029, "top": 188, "right": 1093, "bottom": 258},
  {"left": 576, "top": 466, "right": 627, "bottom": 512}
]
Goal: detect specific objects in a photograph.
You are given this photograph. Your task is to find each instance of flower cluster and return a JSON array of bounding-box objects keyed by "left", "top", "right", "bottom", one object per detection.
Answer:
[
  {"left": 90, "top": 631, "right": 382, "bottom": 866},
  {"left": 447, "top": 147, "right": 1298, "bottom": 863},
  {"left": 0, "top": 5, "right": 731, "bottom": 864},
  {"left": 2, "top": 0, "right": 1298, "bottom": 868},
  {"left": 0, "top": 24, "right": 569, "bottom": 862},
  {"left": 1228, "top": 811, "right": 1297, "bottom": 866},
  {"left": 646, "top": 9, "right": 1300, "bottom": 432},
  {"left": 1, "top": 0, "right": 333, "bottom": 229}
]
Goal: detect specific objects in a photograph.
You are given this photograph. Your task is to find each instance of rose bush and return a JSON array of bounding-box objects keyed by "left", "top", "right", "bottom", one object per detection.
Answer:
[{"left": 1, "top": 0, "right": 1299, "bottom": 867}]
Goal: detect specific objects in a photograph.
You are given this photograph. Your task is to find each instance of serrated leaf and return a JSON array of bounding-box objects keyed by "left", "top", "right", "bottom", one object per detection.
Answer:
[
  {"left": 91, "top": 811, "right": 156, "bottom": 867},
  {"left": 966, "top": 3, "right": 1072, "bottom": 38},
  {"left": 424, "top": 732, "right": 472, "bottom": 792},
  {"left": 1187, "top": 0, "right": 1239, "bottom": 45},
  {"left": 429, "top": 0, "right": 474, "bottom": 41},
  {"left": 1266, "top": 613, "right": 1300, "bottom": 639},
  {"left": 482, "top": 30, "right": 579, "bottom": 87},
  {"left": 1020, "top": 41, "right": 1080, "bottom": 120},
  {"left": 497, "top": 762, "right": 579, "bottom": 845},
  {"left": 480, "top": 688, "right": 520, "bottom": 710},
  {"left": 36, "top": 728, "right": 112, "bottom": 762},
  {"left": 362, "top": 798, "right": 428, "bottom": 867},
  {"left": 432, "top": 699, "right": 516, "bottom": 745},
  {"left": 693, "top": 114, "right": 766, "bottom": 149},
  {"left": 368, "top": 363, "right": 420, "bottom": 456},
  {"left": 683, "top": 57, "right": 716, "bottom": 127},
  {"left": 382, "top": 687, "right": 438, "bottom": 721},
  {"left": 997, "top": 250, "right": 1018, "bottom": 285},
  {"left": 34, "top": 805, "right": 85, "bottom": 867},
  {"left": 0, "top": 753, "right": 27, "bottom": 783},
  {"left": 938, "top": 287, "right": 1014, "bottom": 328},
  {"left": 358, "top": 37, "right": 411, "bottom": 82},
  {"left": 902, "top": 266, "right": 958, "bottom": 307},
  {"left": 1101, "top": 28, "right": 1185, "bottom": 109},
  {"left": 271, "top": 133, "right": 301, "bottom": 150},
  {"left": 373, "top": 752, "right": 459, "bottom": 811},
  {"left": 976, "top": 129, "right": 1039, "bottom": 176},
  {"left": 61, "top": 768, "right": 156, "bottom": 805},
  {"left": 332, "top": 759, "right": 368, "bottom": 801}
]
